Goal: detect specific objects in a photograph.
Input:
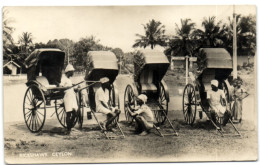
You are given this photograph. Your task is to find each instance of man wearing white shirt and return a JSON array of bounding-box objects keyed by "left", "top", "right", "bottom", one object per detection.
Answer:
[
  {"left": 95, "top": 77, "right": 120, "bottom": 130},
  {"left": 207, "top": 79, "right": 231, "bottom": 128}
]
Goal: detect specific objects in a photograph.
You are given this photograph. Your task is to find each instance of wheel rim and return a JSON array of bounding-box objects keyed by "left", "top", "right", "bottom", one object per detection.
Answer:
[
  {"left": 79, "top": 105, "right": 84, "bottom": 127},
  {"left": 217, "top": 81, "right": 230, "bottom": 124},
  {"left": 55, "top": 99, "right": 67, "bottom": 128},
  {"left": 23, "top": 85, "right": 46, "bottom": 133},
  {"left": 183, "top": 84, "right": 197, "bottom": 125},
  {"left": 110, "top": 85, "right": 119, "bottom": 124},
  {"left": 78, "top": 92, "right": 84, "bottom": 128},
  {"left": 222, "top": 81, "right": 230, "bottom": 107},
  {"left": 155, "top": 82, "right": 168, "bottom": 124},
  {"left": 124, "top": 85, "right": 134, "bottom": 122},
  {"left": 55, "top": 99, "right": 78, "bottom": 128}
]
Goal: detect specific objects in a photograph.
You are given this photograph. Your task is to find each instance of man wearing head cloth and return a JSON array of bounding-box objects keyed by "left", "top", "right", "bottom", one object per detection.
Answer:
[
  {"left": 127, "top": 94, "right": 154, "bottom": 136},
  {"left": 207, "top": 79, "right": 231, "bottom": 129},
  {"left": 95, "top": 77, "right": 121, "bottom": 131}
]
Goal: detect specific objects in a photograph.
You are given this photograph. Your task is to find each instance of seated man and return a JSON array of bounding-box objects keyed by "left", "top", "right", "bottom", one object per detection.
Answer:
[
  {"left": 207, "top": 80, "right": 231, "bottom": 129},
  {"left": 95, "top": 77, "right": 121, "bottom": 131},
  {"left": 127, "top": 94, "right": 154, "bottom": 136}
]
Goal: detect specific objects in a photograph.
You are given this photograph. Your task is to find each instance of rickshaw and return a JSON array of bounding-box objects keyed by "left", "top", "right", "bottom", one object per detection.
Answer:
[
  {"left": 23, "top": 48, "right": 80, "bottom": 133},
  {"left": 183, "top": 48, "right": 241, "bottom": 136},
  {"left": 124, "top": 49, "right": 178, "bottom": 137},
  {"left": 78, "top": 51, "right": 125, "bottom": 139}
]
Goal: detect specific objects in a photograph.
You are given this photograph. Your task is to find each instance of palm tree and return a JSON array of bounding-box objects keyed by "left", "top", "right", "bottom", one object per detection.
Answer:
[
  {"left": 165, "top": 19, "right": 197, "bottom": 57},
  {"left": 57, "top": 39, "right": 74, "bottom": 64},
  {"left": 19, "top": 32, "right": 33, "bottom": 53},
  {"left": 224, "top": 14, "right": 256, "bottom": 55},
  {"left": 133, "top": 19, "right": 166, "bottom": 49},
  {"left": 194, "top": 16, "right": 225, "bottom": 47},
  {"left": 3, "top": 9, "right": 15, "bottom": 55}
]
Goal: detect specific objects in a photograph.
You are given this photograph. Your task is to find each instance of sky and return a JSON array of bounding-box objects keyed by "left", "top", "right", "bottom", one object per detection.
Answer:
[{"left": 5, "top": 5, "right": 256, "bottom": 52}]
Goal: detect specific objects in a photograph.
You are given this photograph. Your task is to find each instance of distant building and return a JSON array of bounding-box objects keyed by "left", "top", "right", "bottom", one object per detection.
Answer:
[
  {"left": 3, "top": 60, "right": 21, "bottom": 75},
  {"left": 171, "top": 56, "right": 197, "bottom": 70}
]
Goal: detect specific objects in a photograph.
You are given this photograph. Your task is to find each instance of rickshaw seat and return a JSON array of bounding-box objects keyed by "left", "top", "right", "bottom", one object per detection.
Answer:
[
  {"left": 140, "top": 70, "right": 157, "bottom": 92},
  {"left": 36, "top": 76, "right": 57, "bottom": 88}
]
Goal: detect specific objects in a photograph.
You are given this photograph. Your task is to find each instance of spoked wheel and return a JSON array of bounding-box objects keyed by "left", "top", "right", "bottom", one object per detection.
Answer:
[
  {"left": 124, "top": 85, "right": 135, "bottom": 122},
  {"left": 222, "top": 81, "right": 231, "bottom": 108},
  {"left": 78, "top": 92, "right": 84, "bottom": 129},
  {"left": 216, "top": 116, "right": 224, "bottom": 125},
  {"left": 23, "top": 85, "right": 46, "bottom": 133},
  {"left": 217, "top": 81, "right": 231, "bottom": 124},
  {"left": 183, "top": 84, "right": 197, "bottom": 125},
  {"left": 109, "top": 84, "right": 119, "bottom": 124},
  {"left": 154, "top": 82, "right": 169, "bottom": 125},
  {"left": 55, "top": 99, "right": 78, "bottom": 128}
]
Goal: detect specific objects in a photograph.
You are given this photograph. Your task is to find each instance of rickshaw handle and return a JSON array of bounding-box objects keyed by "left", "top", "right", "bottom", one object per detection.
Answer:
[
  {"left": 67, "top": 80, "right": 86, "bottom": 89},
  {"left": 78, "top": 82, "right": 99, "bottom": 92},
  {"left": 68, "top": 80, "right": 100, "bottom": 90}
]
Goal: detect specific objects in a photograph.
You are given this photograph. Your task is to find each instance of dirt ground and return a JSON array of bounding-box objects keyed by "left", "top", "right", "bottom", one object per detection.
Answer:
[{"left": 3, "top": 71, "right": 258, "bottom": 164}]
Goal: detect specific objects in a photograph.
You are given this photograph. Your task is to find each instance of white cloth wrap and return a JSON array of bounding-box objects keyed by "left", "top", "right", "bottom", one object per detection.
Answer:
[{"left": 60, "top": 75, "right": 78, "bottom": 112}]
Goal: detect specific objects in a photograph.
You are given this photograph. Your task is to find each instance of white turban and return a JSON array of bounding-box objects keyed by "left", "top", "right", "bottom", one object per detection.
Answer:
[
  {"left": 65, "top": 64, "right": 75, "bottom": 73},
  {"left": 137, "top": 94, "right": 148, "bottom": 104},
  {"left": 100, "top": 77, "right": 110, "bottom": 84},
  {"left": 211, "top": 79, "right": 219, "bottom": 87}
]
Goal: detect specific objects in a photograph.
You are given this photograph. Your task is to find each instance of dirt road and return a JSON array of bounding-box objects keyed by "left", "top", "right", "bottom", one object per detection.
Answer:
[{"left": 3, "top": 74, "right": 258, "bottom": 164}]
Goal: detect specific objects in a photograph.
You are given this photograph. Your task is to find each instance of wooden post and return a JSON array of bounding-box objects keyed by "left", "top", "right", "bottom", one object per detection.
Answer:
[
  {"left": 233, "top": 5, "right": 238, "bottom": 79},
  {"left": 170, "top": 51, "right": 174, "bottom": 70},
  {"left": 189, "top": 53, "right": 193, "bottom": 68},
  {"left": 185, "top": 55, "right": 189, "bottom": 85},
  {"left": 67, "top": 48, "right": 70, "bottom": 65},
  {"left": 119, "top": 54, "right": 122, "bottom": 74},
  {"left": 248, "top": 53, "right": 250, "bottom": 65},
  {"left": 171, "top": 56, "right": 174, "bottom": 70}
]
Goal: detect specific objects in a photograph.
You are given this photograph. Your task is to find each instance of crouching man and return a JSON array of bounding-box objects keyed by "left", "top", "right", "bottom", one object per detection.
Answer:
[
  {"left": 95, "top": 77, "right": 121, "bottom": 131},
  {"left": 128, "top": 94, "right": 154, "bottom": 136},
  {"left": 207, "top": 80, "right": 231, "bottom": 129}
]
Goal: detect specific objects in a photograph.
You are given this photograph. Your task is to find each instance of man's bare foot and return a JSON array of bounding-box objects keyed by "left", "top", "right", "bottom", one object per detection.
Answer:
[
  {"left": 233, "top": 119, "right": 240, "bottom": 123},
  {"left": 64, "top": 130, "right": 71, "bottom": 135},
  {"left": 139, "top": 131, "right": 149, "bottom": 136},
  {"left": 110, "top": 128, "right": 117, "bottom": 132},
  {"left": 100, "top": 122, "right": 107, "bottom": 131}
]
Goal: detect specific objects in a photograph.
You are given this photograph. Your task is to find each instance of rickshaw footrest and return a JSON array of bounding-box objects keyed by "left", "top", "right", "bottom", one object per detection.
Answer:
[
  {"left": 152, "top": 109, "right": 166, "bottom": 111},
  {"left": 161, "top": 133, "right": 178, "bottom": 136},
  {"left": 221, "top": 133, "right": 241, "bottom": 137},
  {"left": 106, "top": 135, "right": 125, "bottom": 139}
]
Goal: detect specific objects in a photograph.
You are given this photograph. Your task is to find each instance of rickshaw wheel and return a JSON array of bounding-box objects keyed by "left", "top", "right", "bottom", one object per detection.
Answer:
[
  {"left": 183, "top": 84, "right": 197, "bottom": 125},
  {"left": 124, "top": 85, "right": 135, "bottom": 122},
  {"left": 154, "top": 82, "right": 168, "bottom": 125},
  {"left": 23, "top": 85, "right": 46, "bottom": 133},
  {"left": 110, "top": 84, "right": 119, "bottom": 125},
  {"left": 55, "top": 99, "right": 78, "bottom": 128},
  {"left": 78, "top": 92, "right": 84, "bottom": 129},
  {"left": 222, "top": 81, "right": 231, "bottom": 108}
]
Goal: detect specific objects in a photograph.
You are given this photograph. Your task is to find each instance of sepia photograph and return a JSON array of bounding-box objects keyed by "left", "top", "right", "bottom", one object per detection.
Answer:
[{"left": 2, "top": 5, "right": 257, "bottom": 164}]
